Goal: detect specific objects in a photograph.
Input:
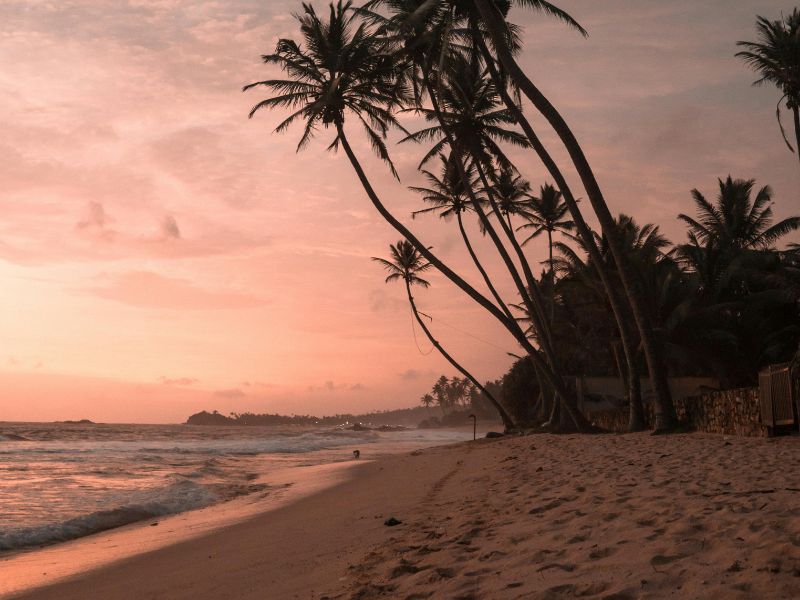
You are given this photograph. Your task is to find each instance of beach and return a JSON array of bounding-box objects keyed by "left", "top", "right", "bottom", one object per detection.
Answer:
[{"left": 4, "top": 431, "right": 800, "bottom": 599}]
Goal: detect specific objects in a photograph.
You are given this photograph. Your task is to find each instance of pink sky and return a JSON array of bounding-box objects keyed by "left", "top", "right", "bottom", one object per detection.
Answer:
[{"left": 0, "top": 0, "right": 797, "bottom": 422}]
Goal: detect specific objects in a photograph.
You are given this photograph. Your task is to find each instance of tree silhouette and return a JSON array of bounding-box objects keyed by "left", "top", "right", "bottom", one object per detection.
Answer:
[{"left": 373, "top": 240, "right": 514, "bottom": 427}]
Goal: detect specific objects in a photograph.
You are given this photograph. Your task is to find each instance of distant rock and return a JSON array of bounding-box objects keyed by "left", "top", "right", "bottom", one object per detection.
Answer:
[
  {"left": 384, "top": 517, "right": 402, "bottom": 527},
  {"left": 186, "top": 411, "right": 236, "bottom": 426},
  {"left": 485, "top": 431, "right": 505, "bottom": 439}
]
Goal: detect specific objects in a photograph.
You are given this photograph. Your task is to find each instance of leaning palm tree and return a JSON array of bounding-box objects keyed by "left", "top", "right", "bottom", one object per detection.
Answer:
[
  {"left": 245, "top": 1, "right": 590, "bottom": 430},
  {"left": 404, "top": 52, "right": 557, "bottom": 378},
  {"left": 679, "top": 176, "right": 800, "bottom": 251},
  {"left": 467, "top": 0, "right": 679, "bottom": 430},
  {"left": 410, "top": 154, "right": 513, "bottom": 320},
  {"left": 737, "top": 9, "right": 800, "bottom": 163},
  {"left": 244, "top": 2, "right": 505, "bottom": 351},
  {"left": 373, "top": 240, "right": 514, "bottom": 428}
]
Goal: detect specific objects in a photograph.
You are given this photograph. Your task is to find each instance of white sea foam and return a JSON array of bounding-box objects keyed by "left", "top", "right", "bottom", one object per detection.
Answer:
[
  {"left": 0, "top": 422, "right": 467, "bottom": 553},
  {"left": 0, "top": 480, "right": 217, "bottom": 550}
]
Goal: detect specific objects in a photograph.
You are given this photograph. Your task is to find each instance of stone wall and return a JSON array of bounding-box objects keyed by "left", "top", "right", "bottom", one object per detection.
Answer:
[{"left": 588, "top": 387, "right": 770, "bottom": 437}]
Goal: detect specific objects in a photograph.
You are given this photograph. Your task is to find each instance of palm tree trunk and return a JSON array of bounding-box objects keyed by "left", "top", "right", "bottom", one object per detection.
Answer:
[
  {"left": 478, "top": 33, "right": 643, "bottom": 430},
  {"left": 420, "top": 74, "right": 574, "bottom": 423},
  {"left": 420, "top": 76, "right": 542, "bottom": 340},
  {"left": 335, "top": 123, "right": 592, "bottom": 431},
  {"left": 404, "top": 280, "right": 514, "bottom": 428},
  {"left": 794, "top": 105, "right": 800, "bottom": 168},
  {"left": 471, "top": 10, "right": 666, "bottom": 429},
  {"left": 456, "top": 211, "right": 514, "bottom": 322},
  {"left": 469, "top": 149, "right": 555, "bottom": 358},
  {"left": 547, "top": 229, "right": 555, "bottom": 321}
]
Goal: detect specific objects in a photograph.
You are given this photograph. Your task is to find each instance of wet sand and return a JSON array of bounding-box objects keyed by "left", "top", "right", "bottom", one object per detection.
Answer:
[{"left": 5, "top": 432, "right": 800, "bottom": 599}]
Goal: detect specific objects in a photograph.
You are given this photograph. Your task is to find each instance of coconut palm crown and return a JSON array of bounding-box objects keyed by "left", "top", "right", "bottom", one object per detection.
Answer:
[
  {"left": 400, "top": 52, "right": 529, "bottom": 168},
  {"left": 678, "top": 176, "right": 800, "bottom": 251},
  {"left": 371, "top": 239, "right": 433, "bottom": 287},
  {"left": 736, "top": 9, "right": 800, "bottom": 155},
  {"left": 518, "top": 183, "right": 574, "bottom": 246},
  {"left": 243, "top": 0, "right": 409, "bottom": 176},
  {"left": 490, "top": 165, "right": 532, "bottom": 222},
  {"left": 409, "top": 154, "right": 482, "bottom": 220}
]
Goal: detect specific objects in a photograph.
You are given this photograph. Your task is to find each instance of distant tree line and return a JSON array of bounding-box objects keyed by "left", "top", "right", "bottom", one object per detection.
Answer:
[{"left": 185, "top": 407, "right": 431, "bottom": 427}]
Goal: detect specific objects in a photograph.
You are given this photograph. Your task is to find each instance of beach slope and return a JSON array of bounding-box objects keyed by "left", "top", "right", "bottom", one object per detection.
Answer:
[{"left": 8, "top": 432, "right": 800, "bottom": 599}]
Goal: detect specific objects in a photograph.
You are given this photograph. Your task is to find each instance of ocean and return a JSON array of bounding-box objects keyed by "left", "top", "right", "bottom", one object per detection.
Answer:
[{"left": 0, "top": 421, "right": 468, "bottom": 553}]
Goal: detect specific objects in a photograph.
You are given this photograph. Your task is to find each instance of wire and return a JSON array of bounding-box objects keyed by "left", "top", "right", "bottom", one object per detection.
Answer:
[
  {"left": 410, "top": 309, "right": 435, "bottom": 356},
  {"left": 419, "top": 311, "right": 514, "bottom": 354}
]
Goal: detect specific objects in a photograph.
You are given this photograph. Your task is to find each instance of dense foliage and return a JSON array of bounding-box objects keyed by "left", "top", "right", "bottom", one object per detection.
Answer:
[{"left": 246, "top": 1, "right": 800, "bottom": 431}]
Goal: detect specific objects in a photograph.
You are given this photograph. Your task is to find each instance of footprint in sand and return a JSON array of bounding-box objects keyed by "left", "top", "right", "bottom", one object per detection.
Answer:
[
  {"left": 478, "top": 550, "right": 508, "bottom": 562},
  {"left": 650, "top": 553, "right": 686, "bottom": 567},
  {"left": 589, "top": 546, "right": 617, "bottom": 560},
  {"left": 567, "top": 533, "right": 589, "bottom": 544},
  {"left": 537, "top": 562, "right": 576, "bottom": 573},
  {"left": 541, "top": 582, "right": 611, "bottom": 599}
]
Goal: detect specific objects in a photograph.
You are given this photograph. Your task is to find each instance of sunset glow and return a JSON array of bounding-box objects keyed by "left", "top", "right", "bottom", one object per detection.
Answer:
[{"left": 1, "top": 0, "right": 797, "bottom": 422}]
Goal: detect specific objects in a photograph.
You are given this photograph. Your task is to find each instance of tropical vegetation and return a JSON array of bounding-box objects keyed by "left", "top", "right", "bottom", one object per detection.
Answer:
[{"left": 246, "top": 1, "right": 800, "bottom": 433}]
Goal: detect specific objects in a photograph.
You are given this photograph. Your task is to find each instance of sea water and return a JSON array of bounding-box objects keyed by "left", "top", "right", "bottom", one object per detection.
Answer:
[{"left": 0, "top": 421, "right": 467, "bottom": 552}]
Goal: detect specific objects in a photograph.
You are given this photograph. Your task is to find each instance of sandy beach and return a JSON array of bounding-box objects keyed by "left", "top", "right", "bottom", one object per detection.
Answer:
[{"left": 2, "top": 431, "right": 799, "bottom": 599}]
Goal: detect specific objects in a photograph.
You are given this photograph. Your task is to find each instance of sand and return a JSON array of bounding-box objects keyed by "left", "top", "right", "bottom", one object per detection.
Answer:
[{"left": 4, "top": 432, "right": 800, "bottom": 599}]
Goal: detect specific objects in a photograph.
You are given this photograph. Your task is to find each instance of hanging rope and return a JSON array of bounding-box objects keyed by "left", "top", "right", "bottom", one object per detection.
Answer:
[{"left": 410, "top": 308, "right": 435, "bottom": 355}]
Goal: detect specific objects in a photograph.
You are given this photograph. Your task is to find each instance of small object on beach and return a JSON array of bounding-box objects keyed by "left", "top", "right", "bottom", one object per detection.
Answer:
[
  {"left": 352, "top": 449, "right": 360, "bottom": 459},
  {"left": 485, "top": 431, "right": 504, "bottom": 439},
  {"left": 150, "top": 522, "right": 159, "bottom": 527},
  {"left": 384, "top": 517, "right": 402, "bottom": 527}
]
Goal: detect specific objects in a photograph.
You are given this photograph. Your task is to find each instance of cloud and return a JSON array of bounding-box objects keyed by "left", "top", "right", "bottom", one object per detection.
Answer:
[
  {"left": 84, "top": 270, "right": 269, "bottom": 310},
  {"left": 160, "top": 215, "right": 181, "bottom": 240},
  {"left": 368, "top": 289, "right": 406, "bottom": 313},
  {"left": 398, "top": 369, "right": 435, "bottom": 381},
  {"left": 76, "top": 201, "right": 110, "bottom": 230},
  {"left": 160, "top": 376, "right": 199, "bottom": 387},
  {"left": 214, "top": 388, "right": 246, "bottom": 399},
  {"left": 241, "top": 381, "right": 275, "bottom": 388},
  {"left": 308, "top": 381, "right": 365, "bottom": 393}
]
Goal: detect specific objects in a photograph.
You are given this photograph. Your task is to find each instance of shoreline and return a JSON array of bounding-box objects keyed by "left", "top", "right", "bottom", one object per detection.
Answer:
[
  {"left": 0, "top": 459, "right": 361, "bottom": 598},
  {"left": 6, "top": 431, "right": 800, "bottom": 599},
  {"left": 1, "top": 425, "right": 488, "bottom": 599}
]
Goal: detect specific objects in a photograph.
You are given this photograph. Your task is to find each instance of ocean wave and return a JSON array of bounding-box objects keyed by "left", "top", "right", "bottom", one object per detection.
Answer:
[
  {"left": 0, "top": 480, "right": 218, "bottom": 551},
  {"left": 0, "top": 434, "right": 30, "bottom": 441}
]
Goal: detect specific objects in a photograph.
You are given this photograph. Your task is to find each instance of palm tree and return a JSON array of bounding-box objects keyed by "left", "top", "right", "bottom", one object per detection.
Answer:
[
  {"left": 246, "top": 1, "right": 591, "bottom": 431},
  {"left": 420, "top": 392, "right": 435, "bottom": 415},
  {"left": 364, "top": 1, "right": 595, "bottom": 427},
  {"left": 518, "top": 183, "right": 575, "bottom": 280},
  {"left": 737, "top": 9, "right": 800, "bottom": 163},
  {"left": 410, "top": 154, "right": 513, "bottom": 320},
  {"left": 404, "top": 52, "right": 560, "bottom": 389},
  {"left": 470, "top": 0, "right": 679, "bottom": 430},
  {"left": 373, "top": 240, "right": 514, "bottom": 427},
  {"left": 402, "top": 52, "right": 529, "bottom": 169},
  {"left": 679, "top": 176, "right": 800, "bottom": 251},
  {"left": 490, "top": 165, "right": 532, "bottom": 230},
  {"left": 432, "top": 375, "right": 449, "bottom": 415}
]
